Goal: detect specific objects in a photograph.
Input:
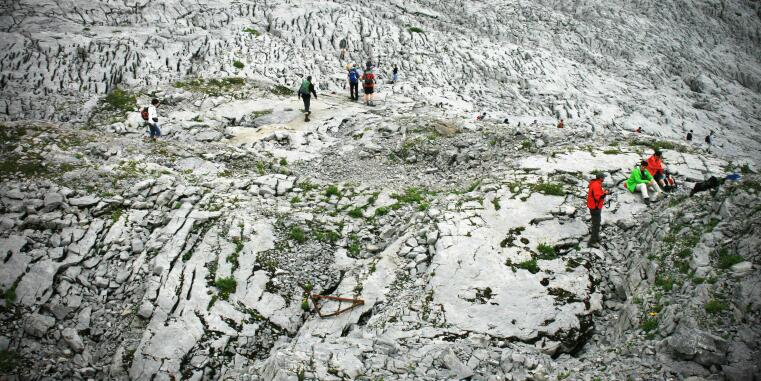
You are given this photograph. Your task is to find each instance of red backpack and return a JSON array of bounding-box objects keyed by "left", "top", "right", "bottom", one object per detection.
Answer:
[{"left": 141, "top": 107, "right": 149, "bottom": 121}]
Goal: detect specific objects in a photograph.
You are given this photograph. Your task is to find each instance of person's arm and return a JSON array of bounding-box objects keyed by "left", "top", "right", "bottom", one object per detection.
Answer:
[{"left": 310, "top": 83, "right": 317, "bottom": 97}]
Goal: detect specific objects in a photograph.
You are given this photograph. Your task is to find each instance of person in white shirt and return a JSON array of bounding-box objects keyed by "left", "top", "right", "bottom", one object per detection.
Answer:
[{"left": 147, "top": 98, "right": 161, "bottom": 141}]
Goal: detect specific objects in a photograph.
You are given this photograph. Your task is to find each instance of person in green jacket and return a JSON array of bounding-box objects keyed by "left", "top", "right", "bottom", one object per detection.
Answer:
[{"left": 626, "top": 160, "right": 662, "bottom": 205}]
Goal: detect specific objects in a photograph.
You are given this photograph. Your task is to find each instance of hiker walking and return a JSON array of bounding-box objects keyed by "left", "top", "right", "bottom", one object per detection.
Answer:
[
  {"left": 348, "top": 63, "right": 360, "bottom": 101},
  {"left": 392, "top": 65, "right": 399, "bottom": 83},
  {"left": 587, "top": 173, "right": 609, "bottom": 248},
  {"left": 646, "top": 150, "right": 668, "bottom": 189},
  {"left": 141, "top": 98, "right": 161, "bottom": 141},
  {"left": 625, "top": 160, "right": 662, "bottom": 205},
  {"left": 686, "top": 130, "right": 693, "bottom": 141},
  {"left": 361, "top": 62, "right": 376, "bottom": 106},
  {"left": 557, "top": 118, "right": 564, "bottom": 129},
  {"left": 339, "top": 38, "right": 348, "bottom": 60},
  {"left": 298, "top": 76, "right": 317, "bottom": 122},
  {"left": 705, "top": 131, "right": 713, "bottom": 146}
]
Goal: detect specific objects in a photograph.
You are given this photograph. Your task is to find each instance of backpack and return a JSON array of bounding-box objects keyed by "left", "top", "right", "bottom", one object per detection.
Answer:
[
  {"left": 363, "top": 70, "right": 375, "bottom": 87},
  {"left": 299, "top": 80, "right": 311, "bottom": 95},
  {"left": 141, "top": 107, "right": 149, "bottom": 121},
  {"left": 348, "top": 69, "right": 359, "bottom": 83}
]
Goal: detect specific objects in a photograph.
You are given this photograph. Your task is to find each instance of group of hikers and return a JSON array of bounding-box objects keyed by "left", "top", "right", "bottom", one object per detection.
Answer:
[
  {"left": 296, "top": 60, "right": 399, "bottom": 121},
  {"left": 586, "top": 149, "right": 675, "bottom": 248}
]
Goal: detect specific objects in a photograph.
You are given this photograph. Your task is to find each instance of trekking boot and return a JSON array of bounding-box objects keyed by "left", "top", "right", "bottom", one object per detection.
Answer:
[{"left": 644, "top": 197, "right": 650, "bottom": 206}]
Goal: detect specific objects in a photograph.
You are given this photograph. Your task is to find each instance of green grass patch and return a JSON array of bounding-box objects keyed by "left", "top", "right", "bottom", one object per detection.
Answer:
[
  {"left": 603, "top": 148, "right": 623, "bottom": 154},
  {"left": 655, "top": 275, "right": 674, "bottom": 291},
  {"left": 491, "top": 197, "right": 501, "bottom": 210},
  {"left": 314, "top": 228, "right": 340, "bottom": 243},
  {"left": 214, "top": 276, "right": 237, "bottom": 300},
  {"left": 532, "top": 182, "right": 565, "bottom": 196},
  {"left": 298, "top": 180, "right": 319, "bottom": 192},
  {"left": 536, "top": 243, "right": 557, "bottom": 260},
  {"left": 392, "top": 187, "right": 427, "bottom": 204},
  {"left": 347, "top": 234, "right": 361, "bottom": 258},
  {"left": 233, "top": 60, "right": 245, "bottom": 69},
  {"left": 243, "top": 27, "right": 260, "bottom": 36},
  {"left": 173, "top": 77, "right": 245, "bottom": 96},
  {"left": 325, "top": 185, "right": 341, "bottom": 198},
  {"left": 348, "top": 207, "right": 363, "bottom": 218},
  {"left": 517, "top": 258, "right": 539, "bottom": 274},
  {"left": 103, "top": 87, "right": 136, "bottom": 114},
  {"left": 289, "top": 226, "right": 307, "bottom": 243},
  {"left": 408, "top": 27, "right": 424, "bottom": 33},
  {"left": 704, "top": 299, "right": 728, "bottom": 314},
  {"left": 271, "top": 85, "right": 295, "bottom": 96},
  {"left": 717, "top": 249, "right": 743, "bottom": 269},
  {"left": 374, "top": 206, "right": 390, "bottom": 216}
]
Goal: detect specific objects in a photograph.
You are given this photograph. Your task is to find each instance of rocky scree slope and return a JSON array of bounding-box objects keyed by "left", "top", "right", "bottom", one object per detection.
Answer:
[
  {"left": 1, "top": 0, "right": 761, "bottom": 160},
  {"left": 0, "top": 86, "right": 760, "bottom": 380},
  {"left": 1, "top": 0, "right": 761, "bottom": 380}
]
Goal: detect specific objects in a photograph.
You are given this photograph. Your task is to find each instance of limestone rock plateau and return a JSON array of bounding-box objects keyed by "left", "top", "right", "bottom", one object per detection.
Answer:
[{"left": 0, "top": 0, "right": 760, "bottom": 380}]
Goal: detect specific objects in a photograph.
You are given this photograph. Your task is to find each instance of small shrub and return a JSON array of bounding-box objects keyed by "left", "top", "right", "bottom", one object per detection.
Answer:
[
  {"left": 233, "top": 60, "right": 245, "bottom": 69},
  {"left": 517, "top": 258, "right": 540, "bottom": 274},
  {"left": 301, "top": 299, "right": 310, "bottom": 312},
  {"left": 214, "top": 277, "right": 237, "bottom": 300},
  {"left": 655, "top": 275, "right": 674, "bottom": 291},
  {"left": 408, "top": 27, "right": 424, "bottom": 33},
  {"left": 348, "top": 208, "right": 363, "bottom": 218},
  {"left": 279, "top": 158, "right": 288, "bottom": 166},
  {"left": 536, "top": 243, "right": 557, "bottom": 260},
  {"left": 492, "top": 197, "right": 501, "bottom": 210},
  {"left": 290, "top": 196, "right": 301, "bottom": 204},
  {"left": 289, "top": 226, "right": 307, "bottom": 244},
  {"left": 704, "top": 299, "right": 727, "bottom": 314},
  {"left": 640, "top": 317, "right": 658, "bottom": 332},
  {"left": 374, "top": 206, "right": 389, "bottom": 216},
  {"left": 325, "top": 185, "right": 341, "bottom": 198}
]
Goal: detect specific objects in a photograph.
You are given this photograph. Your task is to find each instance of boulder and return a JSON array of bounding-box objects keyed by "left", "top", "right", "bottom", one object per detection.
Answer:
[
  {"left": 24, "top": 313, "right": 56, "bottom": 338},
  {"left": 657, "top": 327, "right": 728, "bottom": 367},
  {"left": 62, "top": 327, "right": 85, "bottom": 353}
]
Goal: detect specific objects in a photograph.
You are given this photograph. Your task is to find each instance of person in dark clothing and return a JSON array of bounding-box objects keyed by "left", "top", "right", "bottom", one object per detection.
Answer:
[
  {"left": 298, "top": 76, "right": 317, "bottom": 122},
  {"left": 587, "top": 173, "right": 609, "bottom": 248},
  {"left": 686, "top": 129, "right": 693, "bottom": 141},
  {"left": 392, "top": 65, "right": 398, "bottom": 83},
  {"left": 347, "top": 64, "right": 359, "bottom": 101},
  {"left": 705, "top": 131, "right": 713, "bottom": 146}
]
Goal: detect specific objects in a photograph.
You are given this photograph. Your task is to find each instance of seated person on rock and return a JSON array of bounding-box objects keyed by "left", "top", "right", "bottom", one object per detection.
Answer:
[
  {"left": 646, "top": 150, "right": 668, "bottom": 190},
  {"left": 625, "top": 160, "right": 663, "bottom": 205}
]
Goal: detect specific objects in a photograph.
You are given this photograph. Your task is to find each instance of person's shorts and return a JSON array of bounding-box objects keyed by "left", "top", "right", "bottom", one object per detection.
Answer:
[
  {"left": 653, "top": 172, "right": 664, "bottom": 181},
  {"left": 363, "top": 87, "right": 374, "bottom": 94}
]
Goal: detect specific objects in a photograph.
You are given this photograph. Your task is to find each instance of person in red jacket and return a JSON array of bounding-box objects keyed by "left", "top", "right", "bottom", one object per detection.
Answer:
[
  {"left": 646, "top": 150, "right": 667, "bottom": 190},
  {"left": 587, "top": 173, "right": 609, "bottom": 248}
]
